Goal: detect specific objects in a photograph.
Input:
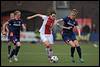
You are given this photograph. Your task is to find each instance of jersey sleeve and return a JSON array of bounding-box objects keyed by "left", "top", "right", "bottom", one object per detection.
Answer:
[
  {"left": 40, "top": 15, "right": 48, "bottom": 20},
  {"left": 62, "top": 16, "right": 68, "bottom": 23}
]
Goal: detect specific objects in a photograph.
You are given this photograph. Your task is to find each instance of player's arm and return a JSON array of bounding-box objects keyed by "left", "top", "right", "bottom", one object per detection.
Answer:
[
  {"left": 2, "top": 21, "right": 9, "bottom": 34},
  {"left": 54, "top": 19, "right": 63, "bottom": 25},
  {"left": 22, "top": 24, "right": 26, "bottom": 32},
  {"left": 54, "top": 19, "right": 64, "bottom": 27},
  {"left": 76, "top": 25, "right": 81, "bottom": 37},
  {"left": 55, "top": 19, "right": 72, "bottom": 29},
  {"left": 6, "top": 25, "right": 9, "bottom": 32},
  {"left": 74, "top": 20, "right": 81, "bottom": 37},
  {"left": 27, "top": 14, "right": 43, "bottom": 20},
  {"left": 57, "top": 23, "right": 72, "bottom": 29}
]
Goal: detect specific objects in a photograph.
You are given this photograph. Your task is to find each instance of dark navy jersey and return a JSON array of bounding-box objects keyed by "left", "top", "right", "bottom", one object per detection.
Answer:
[
  {"left": 8, "top": 19, "right": 24, "bottom": 35},
  {"left": 62, "top": 16, "right": 78, "bottom": 33}
]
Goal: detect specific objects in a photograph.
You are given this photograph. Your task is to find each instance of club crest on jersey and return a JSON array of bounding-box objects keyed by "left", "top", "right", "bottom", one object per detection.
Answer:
[
  {"left": 13, "top": 23, "right": 21, "bottom": 26},
  {"left": 67, "top": 20, "right": 75, "bottom": 26}
]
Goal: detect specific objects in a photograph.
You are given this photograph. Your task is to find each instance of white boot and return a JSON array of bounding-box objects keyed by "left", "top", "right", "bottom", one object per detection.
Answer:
[{"left": 13, "top": 55, "right": 18, "bottom": 62}]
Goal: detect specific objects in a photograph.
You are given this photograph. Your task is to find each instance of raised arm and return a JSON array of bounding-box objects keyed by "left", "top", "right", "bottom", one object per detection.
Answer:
[
  {"left": 55, "top": 19, "right": 72, "bottom": 29},
  {"left": 55, "top": 19, "right": 63, "bottom": 25},
  {"left": 27, "top": 14, "right": 43, "bottom": 20}
]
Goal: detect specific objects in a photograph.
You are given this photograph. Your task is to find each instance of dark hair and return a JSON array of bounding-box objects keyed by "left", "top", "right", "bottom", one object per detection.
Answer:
[
  {"left": 46, "top": 8, "right": 56, "bottom": 16},
  {"left": 14, "top": 10, "right": 21, "bottom": 15}
]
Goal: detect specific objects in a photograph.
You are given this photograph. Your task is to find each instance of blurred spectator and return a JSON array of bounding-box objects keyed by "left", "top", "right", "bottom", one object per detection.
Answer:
[
  {"left": 91, "top": 24, "right": 96, "bottom": 33},
  {"left": 81, "top": 25, "right": 90, "bottom": 35},
  {"left": 89, "top": 24, "right": 99, "bottom": 42}
]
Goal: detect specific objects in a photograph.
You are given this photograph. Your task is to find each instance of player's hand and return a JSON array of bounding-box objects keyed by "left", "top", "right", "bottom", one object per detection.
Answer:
[
  {"left": 67, "top": 27, "right": 72, "bottom": 29},
  {"left": 10, "top": 32, "right": 13, "bottom": 36},
  {"left": 2, "top": 31, "right": 7, "bottom": 38},
  {"left": 27, "top": 17, "right": 30, "bottom": 19},
  {"left": 2, "top": 31, "right": 6, "bottom": 35},
  {"left": 56, "top": 23, "right": 60, "bottom": 26},
  {"left": 27, "top": 16, "right": 32, "bottom": 20}
]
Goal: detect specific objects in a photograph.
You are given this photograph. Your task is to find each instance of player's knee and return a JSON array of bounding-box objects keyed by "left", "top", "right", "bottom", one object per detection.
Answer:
[
  {"left": 46, "top": 43, "right": 51, "bottom": 48},
  {"left": 16, "top": 42, "right": 21, "bottom": 46},
  {"left": 45, "top": 44, "right": 51, "bottom": 48},
  {"left": 69, "top": 43, "right": 76, "bottom": 47},
  {"left": 43, "top": 41, "right": 49, "bottom": 46},
  {"left": 74, "top": 40, "right": 79, "bottom": 44},
  {"left": 69, "top": 41, "right": 75, "bottom": 47},
  {"left": 71, "top": 45, "right": 76, "bottom": 47},
  {"left": 76, "top": 44, "right": 80, "bottom": 47}
]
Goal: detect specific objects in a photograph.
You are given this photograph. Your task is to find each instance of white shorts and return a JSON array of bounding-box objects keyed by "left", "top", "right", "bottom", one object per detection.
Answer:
[{"left": 40, "top": 33, "right": 54, "bottom": 44}]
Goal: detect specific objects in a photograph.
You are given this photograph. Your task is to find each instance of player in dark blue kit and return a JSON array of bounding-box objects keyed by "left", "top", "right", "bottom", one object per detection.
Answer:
[
  {"left": 56, "top": 9, "right": 84, "bottom": 63},
  {"left": 2, "top": 12, "right": 15, "bottom": 57},
  {"left": 2, "top": 11, "right": 26, "bottom": 62}
]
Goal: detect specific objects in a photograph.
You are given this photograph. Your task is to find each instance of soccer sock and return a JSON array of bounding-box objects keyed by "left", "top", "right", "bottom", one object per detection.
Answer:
[
  {"left": 15, "top": 46, "right": 20, "bottom": 56},
  {"left": 14, "top": 43, "right": 16, "bottom": 45},
  {"left": 76, "top": 46, "right": 82, "bottom": 59},
  {"left": 7, "top": 42, "right": 11, "bottom": 55},
  {"left": 9, "top": 48, "right": 15, "bottom": 58},
  {"left": 71, "top": 47, "right": 75, "bottom": 57},
  {"left": 8, "top": 44, "right": 11, "bottom": 55},
  {"left": 49, "top": 48, "right": 53, "bottom": 57},
  {"left": 46, "top": 46, "right": 53, "bottom": 59}
]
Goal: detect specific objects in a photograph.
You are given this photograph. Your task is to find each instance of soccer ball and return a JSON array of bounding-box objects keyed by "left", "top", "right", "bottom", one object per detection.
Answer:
[{"left": 51, "top": 56, "right": 59, "bottom": 63}]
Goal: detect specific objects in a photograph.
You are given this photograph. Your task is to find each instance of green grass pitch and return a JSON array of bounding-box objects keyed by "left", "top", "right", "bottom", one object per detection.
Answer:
[{"left": 1, "top": 41, "right": 99, "bottom": 66}]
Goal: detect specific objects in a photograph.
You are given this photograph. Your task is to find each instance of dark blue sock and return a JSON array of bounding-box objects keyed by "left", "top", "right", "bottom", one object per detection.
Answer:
[
  {"left": 76, "top": 46, "right": 82, "bottom": 58},
  {"left": 71, "top": 47, "right": 75, "bottom": 57},
  {"left": 8, "top": 45, "right": 11, "bottom": 55},
  {"left": 15, "top": 46, "right": 20, "bottom": 56}
]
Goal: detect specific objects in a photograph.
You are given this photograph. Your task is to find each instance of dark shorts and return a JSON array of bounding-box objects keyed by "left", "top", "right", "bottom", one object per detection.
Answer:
[
  {"left": 62, "top": 31, "right": 77, "bottom": 43},
  {"left": 8, "top": 34, "right": 20, "bottom": 44}
]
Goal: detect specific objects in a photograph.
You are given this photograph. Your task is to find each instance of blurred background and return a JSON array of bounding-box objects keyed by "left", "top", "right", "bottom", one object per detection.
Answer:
[
  {"left": 1, "top": 1, "right": 99, "bottom": 66},
  {"left": 1, "top": 1, "right": 99, "bottom": 43}
]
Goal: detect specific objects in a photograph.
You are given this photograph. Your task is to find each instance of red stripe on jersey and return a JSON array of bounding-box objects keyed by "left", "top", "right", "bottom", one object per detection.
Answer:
[{"left": 45, "top": 16, "right": 55, "bottom": 34}]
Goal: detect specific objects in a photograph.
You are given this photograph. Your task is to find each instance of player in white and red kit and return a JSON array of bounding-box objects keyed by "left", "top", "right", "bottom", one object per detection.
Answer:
[{"left": 27, "top": 11, "right": 56, "bottom": 62}]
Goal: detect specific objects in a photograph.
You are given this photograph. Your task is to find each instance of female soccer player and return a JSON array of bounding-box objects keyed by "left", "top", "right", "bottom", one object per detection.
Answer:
[
  {"left": 27, "top": 10, "right": 56, "bottom": 63},
  {"left": 2, "top": 12, "right": 15, "bottom": 57},
  {"left": 56, "top": 9, "right": 84, "bottom": 63},
  {"left": 2, "top": 11, "right": 26, "bottom": 62}
]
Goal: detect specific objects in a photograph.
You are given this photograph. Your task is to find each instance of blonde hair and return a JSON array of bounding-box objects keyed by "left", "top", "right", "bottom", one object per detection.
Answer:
[{"left": 71, "top": 9, "right": 78, "bottom": 16}]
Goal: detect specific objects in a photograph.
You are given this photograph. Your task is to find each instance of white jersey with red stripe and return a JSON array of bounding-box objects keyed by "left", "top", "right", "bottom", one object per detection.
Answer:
[
  {"left": 38, "top": 15, "right": 55, "bottom": 44},
  {"left": 39, "top": 15, "right": 55, "bottom": 35}
]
